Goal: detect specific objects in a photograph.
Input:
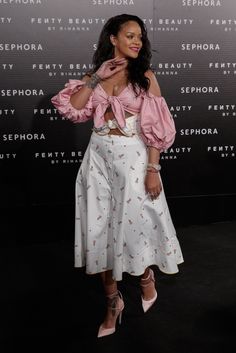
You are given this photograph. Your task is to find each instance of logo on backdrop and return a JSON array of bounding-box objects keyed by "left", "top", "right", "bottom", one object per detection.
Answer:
[
  {"left": 91, "top": 0, "right": 135, "bottom": 6},
  {"left": 207, "top": 145, "right": 235, "bottom": 158},
  {"left": 30, "top": 17, "right": 106, "bottom": 32},
  {"left": 2, "top": 133, "right": 46, "bottom": 142},
  {"left": 0, "top": 17, "right": 12, "bottom": 23},
  {"left": 0, "top": 153, "right": 17, "bottom": 160},
  {"left": 169, "top": 105, "right": 193, "bottom": 118},
  {"left": 210, "top": 19, "right": 236, "bottom": 32},
  {"left": 180, "top": 128, "right": 219, "bottom": 136},
  {"left": 181, "top": 43, "right": 220, "bottom": 51},
  {"left": 161, "top": 146, "right": 192, "bottom": 160},
  {"left": 182, "top": 0, "right": 222, "bottom": 7},
  {"left": 34, "top": 151, "right": 84, "bottom": 165},
  {"left": 1, "top": 89, "right": 44, "bottom": 96},
  {"left": 209, "top": 62, "right": 236, "bottom": 76},
  {"left": 0, "top": 108, "right": 15, "bottom": 117},
  {"left": 0, "top": 43, "right": 43, "bottom": 51},
  {"left": 1, "top": 64, "right": 14, "bottom": 70},
  {"left": 180, "top": 86, "right": 219, "bottom": 94},
  {"left": 208, "top": 104, "right": 236, "bottom": 117},
  {"left": 152, "top": 62, "right": 193, "bottom": 76},
  {"left": 34, "top": 107, "right": 68, "bottom": 121},
  {"left": 147, "top": 18, "right": 194, "bottom": 32},
  {"left": 31, "top": 63, "right": 94, "bottom": 78},
  {"left": 0, "top": 0, "right": 44, "bottom": 4}
]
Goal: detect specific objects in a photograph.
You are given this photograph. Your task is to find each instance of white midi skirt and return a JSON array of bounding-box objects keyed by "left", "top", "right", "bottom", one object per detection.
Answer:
[{"left": 74, "top": 117, "right": 184, "bottom": 281}]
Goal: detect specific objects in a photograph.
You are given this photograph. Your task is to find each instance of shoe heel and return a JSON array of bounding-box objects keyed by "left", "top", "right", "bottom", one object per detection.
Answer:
[
  {"left": 97, "top": 290, "right": 124, "bottom": 338},
  {"left": 118, "top": 310, "right": 122, "bottom": 325}
]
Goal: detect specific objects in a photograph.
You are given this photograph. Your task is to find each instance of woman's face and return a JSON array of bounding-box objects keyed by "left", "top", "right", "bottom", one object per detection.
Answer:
[{"left": 111, "top": 20, "right": 143, "bottom": 59}]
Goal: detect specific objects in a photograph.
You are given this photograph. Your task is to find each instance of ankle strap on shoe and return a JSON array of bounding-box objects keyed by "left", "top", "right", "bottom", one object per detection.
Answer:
[
  {"left": 140, "top": 268, "right": 155, "bottom": 287},
  {"left": 106, "top": 290, "right": 123, "bottom": 311}
]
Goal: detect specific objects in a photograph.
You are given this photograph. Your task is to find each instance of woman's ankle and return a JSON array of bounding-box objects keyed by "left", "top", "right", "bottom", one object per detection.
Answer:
[
  {"left": 140, "top": 268, "right": 156, "bottom": 301},
  {"left": 102, "top": 291, "right": 124, "bottom": 328},
  {"left": 141, "top": 268, "right": 153, "bottom": 284}
]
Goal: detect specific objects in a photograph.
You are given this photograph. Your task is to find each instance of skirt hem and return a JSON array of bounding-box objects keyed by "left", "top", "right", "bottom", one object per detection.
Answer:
[{"left": 74, "top": 259, "right": 184, "bottom": 281}]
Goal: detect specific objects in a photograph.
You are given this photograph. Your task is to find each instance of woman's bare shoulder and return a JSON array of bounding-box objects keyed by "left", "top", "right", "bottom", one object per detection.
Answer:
[{"left": 145, "top": 69, "right": 162, "bottom": 97}]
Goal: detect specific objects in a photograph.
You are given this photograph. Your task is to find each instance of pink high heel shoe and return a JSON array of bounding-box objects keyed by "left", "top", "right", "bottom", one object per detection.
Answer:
[
  {"left": 97, "top": 290, "right": 124, "bottom": 338},
  {"left": 140, "top": 268, "right": 157, "bottom": 313}
]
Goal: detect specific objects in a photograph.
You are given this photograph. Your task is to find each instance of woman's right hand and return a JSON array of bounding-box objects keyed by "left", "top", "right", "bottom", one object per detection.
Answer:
[{"left": 96, "top": 57, "right": 128, "bottom": 80}]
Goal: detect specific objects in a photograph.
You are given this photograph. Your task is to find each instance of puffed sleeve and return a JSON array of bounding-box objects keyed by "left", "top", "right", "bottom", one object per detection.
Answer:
[
  {"left": 51, "top": 79, "right": 94, "bottom": 123},
  {"left": 140, "top": 92, "right": 176, "bottom": 151}
]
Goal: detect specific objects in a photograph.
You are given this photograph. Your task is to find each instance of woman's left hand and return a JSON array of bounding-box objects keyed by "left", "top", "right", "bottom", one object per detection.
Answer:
[{"left": 144, "top": 171, "right": 162, "bottom": 200}]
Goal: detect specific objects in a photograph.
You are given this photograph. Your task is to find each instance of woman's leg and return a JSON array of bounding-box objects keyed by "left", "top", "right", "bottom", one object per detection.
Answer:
[
  {"left": 99, "top": 270, "right": 124, "bottom": 330},
  {"left": 101, "top": 270, "right": 117, "bottom": 296}
]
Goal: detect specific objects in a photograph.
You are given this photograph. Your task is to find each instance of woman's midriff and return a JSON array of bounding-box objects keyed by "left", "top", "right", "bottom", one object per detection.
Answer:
[
  {"left": 108, "top": 128, "right": 124, "bottom": 136},
  {"left": 104, "top": 108, "right": 135, "bottom": 136}
]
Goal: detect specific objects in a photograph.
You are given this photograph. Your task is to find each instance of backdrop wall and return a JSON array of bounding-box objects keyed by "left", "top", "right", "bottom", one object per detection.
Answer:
[{"left": 1, "top": 0, "right": 236, "bottom": 241}]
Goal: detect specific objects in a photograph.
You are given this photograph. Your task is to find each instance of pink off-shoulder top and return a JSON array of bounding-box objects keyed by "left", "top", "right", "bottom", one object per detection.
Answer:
[{"left": 51, "top": 79, "right": 176, "bottom": 151}]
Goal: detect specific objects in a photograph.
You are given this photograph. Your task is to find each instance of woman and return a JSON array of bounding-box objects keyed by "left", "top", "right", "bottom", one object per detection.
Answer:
[{"left": 51, "top": 14, "right": 184, "bottom": 338}]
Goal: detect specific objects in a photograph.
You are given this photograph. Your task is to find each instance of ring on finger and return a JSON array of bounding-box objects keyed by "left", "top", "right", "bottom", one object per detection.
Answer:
[{"left": 151, "top": 193, "right": 159, "bottom": 198}]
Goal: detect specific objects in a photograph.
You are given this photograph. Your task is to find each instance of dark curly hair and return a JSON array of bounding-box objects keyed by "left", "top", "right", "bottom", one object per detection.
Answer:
[{"left": 91, "top": 14, "right": 152, "bottom": 95}]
